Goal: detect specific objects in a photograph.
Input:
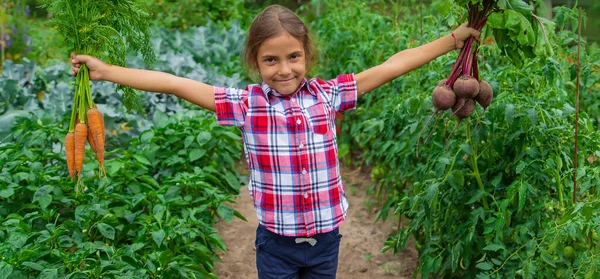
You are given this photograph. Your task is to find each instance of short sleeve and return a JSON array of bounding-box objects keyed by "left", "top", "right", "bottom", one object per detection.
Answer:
[
  {"left": 214, "top": 86, "right": 248, "bottom": 127},
  {"left": 322, "top": 74, "right": 358, "bottom": 113}
]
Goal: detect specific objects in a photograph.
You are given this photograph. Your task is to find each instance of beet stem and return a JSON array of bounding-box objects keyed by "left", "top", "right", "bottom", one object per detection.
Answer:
[
  {"left": 424, "top": 112, "right": 441, "bottom": 144},
  {"left": 416, "top": 109, "right": 440, "bottom": 158}
]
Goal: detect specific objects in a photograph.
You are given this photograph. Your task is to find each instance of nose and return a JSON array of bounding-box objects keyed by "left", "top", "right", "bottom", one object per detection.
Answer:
[{"left": 278, "top": 61, "right": 292, "bottom": 76}]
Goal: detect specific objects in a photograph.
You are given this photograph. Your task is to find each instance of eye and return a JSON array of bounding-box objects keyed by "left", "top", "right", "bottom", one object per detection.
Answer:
[
  {"left": 263, "top": 57, "right": 276, "bottom": 64},
  {"left": 290, "top": 53, "right": 302, "bottom": 61}
]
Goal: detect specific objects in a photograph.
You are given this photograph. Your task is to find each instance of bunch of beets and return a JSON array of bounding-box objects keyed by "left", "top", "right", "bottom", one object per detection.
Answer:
[{"left": 417, "top": 0, "right": 495, "bottom": 157}]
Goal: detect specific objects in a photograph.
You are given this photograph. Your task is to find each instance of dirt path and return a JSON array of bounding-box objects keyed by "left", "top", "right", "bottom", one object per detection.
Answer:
[{"left": 214, "top": 163, "right": 417, "bottom": 278}]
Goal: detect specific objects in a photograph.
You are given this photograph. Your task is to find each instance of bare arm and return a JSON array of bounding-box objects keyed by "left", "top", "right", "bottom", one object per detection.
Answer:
[
  {"left": 355, "top": 24, "right": 480, "bottom": 97},
  {"left": 71, "top": 54, "right": 217, "bottom": 111}
]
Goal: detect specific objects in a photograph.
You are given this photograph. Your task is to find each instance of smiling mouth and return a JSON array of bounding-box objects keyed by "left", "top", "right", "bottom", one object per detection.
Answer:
[{"left": 277, "top": 77, "right": 296, "bottom": 83}]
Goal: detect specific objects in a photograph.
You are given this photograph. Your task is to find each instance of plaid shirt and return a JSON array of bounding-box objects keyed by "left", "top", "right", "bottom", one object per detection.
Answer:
[{"left": 214, "top": 74, "right": 357, "bottom": 237}]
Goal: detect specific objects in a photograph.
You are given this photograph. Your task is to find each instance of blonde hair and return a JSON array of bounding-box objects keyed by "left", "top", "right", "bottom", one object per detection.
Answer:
[{"left": 243, "top": 4, "right": 317, "bottom": 80}]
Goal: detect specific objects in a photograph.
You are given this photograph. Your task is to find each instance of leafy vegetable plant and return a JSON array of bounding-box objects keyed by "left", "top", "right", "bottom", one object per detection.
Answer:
[
  {"left": 40, "top": 0, "right": 156, "bottom": 189},
  {"left": 417, "top": 0, "right": 556, "bottom": 155},
  {"left": 304, "top": 0, "right": 600, "bottom": 277}
]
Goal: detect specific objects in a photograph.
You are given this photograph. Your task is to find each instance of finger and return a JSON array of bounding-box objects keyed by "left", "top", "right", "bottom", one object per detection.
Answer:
[
  {"left": 71, "top": 55, "right": 86, "bottom": 64},
  {"left": 74, "top": 54, "right": 93, "bottom": 64}
]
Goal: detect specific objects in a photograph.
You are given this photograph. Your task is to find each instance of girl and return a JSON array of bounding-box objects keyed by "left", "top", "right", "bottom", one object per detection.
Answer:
[{"left": 71, "top": 4, "right": 479, "bottom": 279}]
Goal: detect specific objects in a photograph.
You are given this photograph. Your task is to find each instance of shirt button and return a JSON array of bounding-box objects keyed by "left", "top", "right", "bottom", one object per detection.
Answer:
[
  {"left": 304, "top": 192, "right": 309, "bottom": 198},
  {"left": 299, "top": 143, "right": 304, "bottom": 148},
  {"left": 296, "top": 119, "right": 302, "bottom": 125},
  {"left": 291, "top": 98, "right": 296, "bottom": 102},
  {"left": 302, "top": 169, "right": 307, "bottom": 175}
]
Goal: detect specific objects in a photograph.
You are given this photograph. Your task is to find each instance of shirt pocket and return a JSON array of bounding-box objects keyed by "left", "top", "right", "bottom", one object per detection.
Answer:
[{"left": 304, "top": 102, "right": 331, "bottom": 135}]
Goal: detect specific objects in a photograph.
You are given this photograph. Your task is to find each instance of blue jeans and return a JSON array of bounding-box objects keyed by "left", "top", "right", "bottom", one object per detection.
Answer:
[{"left": 255, "top": 225, "right": 342, "bottom": 279}]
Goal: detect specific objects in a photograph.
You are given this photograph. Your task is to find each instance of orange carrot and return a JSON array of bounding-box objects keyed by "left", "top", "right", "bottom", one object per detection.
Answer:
[
  {"left": 87, "top": 108, "right": 105, "bottom": 177},
  {"left": 65, "top": 132, "right": 75, "bottom": 180},
  {"left": 74, "top": 122, "right": 88, "bottom": 176},
  {"left": 87, "top": 127, "right": 97, "bottom": 153}
]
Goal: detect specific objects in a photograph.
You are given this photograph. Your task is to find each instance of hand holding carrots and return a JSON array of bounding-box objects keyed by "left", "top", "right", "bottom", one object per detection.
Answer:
[
  {"left": 451, "top": 23, "right": 481, "bottom": 49},
  {"left": 65, "top": 53, "right": 107, "bottom": 195},
  {"left": 71, "top": 52, "right": 108, "bottom": 80}
]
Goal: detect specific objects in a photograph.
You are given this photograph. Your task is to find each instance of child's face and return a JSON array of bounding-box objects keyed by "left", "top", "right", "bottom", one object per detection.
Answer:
[{"left": 256, "top": 32, "right": 306, "bottom": 95}]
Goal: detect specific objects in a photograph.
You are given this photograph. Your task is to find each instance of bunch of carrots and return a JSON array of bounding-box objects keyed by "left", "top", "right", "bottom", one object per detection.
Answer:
[
  {"left": 41, "top": 0, "right": 156, "bottom": 195},
  {"left": 65, "top": 63, "right": 106, "bottom": 195}
]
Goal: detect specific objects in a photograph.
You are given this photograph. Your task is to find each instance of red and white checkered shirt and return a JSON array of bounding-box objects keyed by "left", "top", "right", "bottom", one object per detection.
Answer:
[{"left": 214, "top": 74, "right": 357, "bottom": 237}]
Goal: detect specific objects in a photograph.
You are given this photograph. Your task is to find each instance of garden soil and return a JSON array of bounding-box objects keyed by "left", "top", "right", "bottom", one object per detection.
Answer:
[{"left": 215, "top": 161, "right": 418, "bottom": 278}]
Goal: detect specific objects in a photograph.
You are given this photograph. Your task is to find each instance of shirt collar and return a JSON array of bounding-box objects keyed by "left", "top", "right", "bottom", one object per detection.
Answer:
[{"left": 260, "top": 78, "right": 315, "bottom": 100}]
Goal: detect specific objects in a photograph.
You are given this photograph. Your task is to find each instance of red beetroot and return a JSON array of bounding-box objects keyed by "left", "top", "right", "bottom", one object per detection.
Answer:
[
  {"left": 474, "top": 80, "right": 493, "bottom": 109},
  {"left": 445, "top": 99, "right": 476, "bottom": 151},
  {"left": 473, "top": 80, "right": 494, "bottom": 131},
  {"left": 453, "top": 75, "right": 480, "bottom": 99},
  {"left": 416, "top": 84, "right": 457, "bottom": 157}
]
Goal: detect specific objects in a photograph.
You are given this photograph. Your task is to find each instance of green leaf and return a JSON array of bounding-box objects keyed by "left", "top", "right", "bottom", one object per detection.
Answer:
[
  {"left": 533, "top": 17, "right": 555, "bottom": 57},
  {"left": 476, "top": 261, "right": 493, "bottom": 270},
  {"left": 153, "top": 204, "right": 166, "bottom": 223},
  {"left": 483, "top": 243, "right": 505, "bottom": 252},
  {"left": 0, "top": 187, "right": 15, "bottom": 198},
  {"left": 208, "top": 233, "right": 227, "bottom": 251},
  {"left": 21, "top": 262, "right": 44, "bottom": 271},
  {"left": 465, "top": 190, "right": 484, "bottom": 205},
  {"left": 218, "top": 130, "right": 241, "bottom": 141},
  {"left": 518, "top": 181, "right": 528, "bottom": 213},
  {"left": 491, "top": 174, "right": 502, "bottom": 187},
  {"left": 461, "top": 144, "right": 473, "bottom": 155},
  {"left": 32, "top": 185, "right": 53, "bottom": 209},
  {"left": 409, "top": 123, "right": 418, "bottom": 134},
  {"left": 152, "top": 229, "right": 166, "bottom": 247},
  {"left": 585, "top": 269, "right": 596, "bottom": 279},
  {"left": 571, "top": 202, "right": 585, "bottom": 215},
  {"left": 7, "top": 232, "right": 28, "bottom": 249},
  {"left": 105, "top": 160, "right": 125, "bottom": 176},
  {"left": 140, "top": 175, "right": 159, "bottom": 188},
  {"left": 233, "top": 209, "right": 248, "bottom": 222},
  {"left": 133, "top": 154, "right": 151, "bottom": 166},
  {"left": 159, "top": 249, "right": 174, "bottom": 266},
  {"left": 153, "top": 110, "right": 169, "bottom": 129},
  {"left": 38, "top": 268, "right": 58, "bottom": 279},
  {"left": 197, "top": 131, "right": 212, "bottom": 145},
  {"left": 0, "top": 110, "right": 29, "bottom": 138},
  {"left": 555, "top": 155, "right": 563, "bottom": 169},
  {"left": 505, "top": 104, "right": 515, "bottom": 124},
  {"left": 217, "top": 204, "right": 234, "bottom": 223},
  {"left": 451, "top": 171, "right": 464, "bottom": 187},
  {"left": 189, "top": 149, "right": 207, "bottom": 162},
  {"left": 140, "top": 130, "right": 155, "bottom": 144},
  {"left": 184, "top": 135, "right": 195, "bottom": 148},
  {"left": 506, "top": 0, "right": 533, "bottom": 15},
  {"left": 96, "top": 223, "right": 115, "bottom": 240},
  {"left": 451, "top": 241, "right": 463, "bottom": 272},
  {"left": 432, "top": 0, "right": 454, "bottom": 15},
  {"left": 0, "top": 262, "right": 13, "bottom": 279},
  {"left": 515, "top": 161, "right": 527, "bottom": 174}
]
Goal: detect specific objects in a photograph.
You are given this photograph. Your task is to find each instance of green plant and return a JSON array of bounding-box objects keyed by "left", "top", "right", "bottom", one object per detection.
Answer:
[
  {"left": 0, "top": 108, "right": 244, "bottom": 278},
  {"left": 141, "top": 0, "right": 254, "bottom": 30},
  {"left": 40, "top": 0, "right": 156, "bottom": 113},
  {"left": 1, "top": 0, "right": 34, "bottom": 68},
  {"left": 303, "top": 0, "right": 600, "bottom": 277}
]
